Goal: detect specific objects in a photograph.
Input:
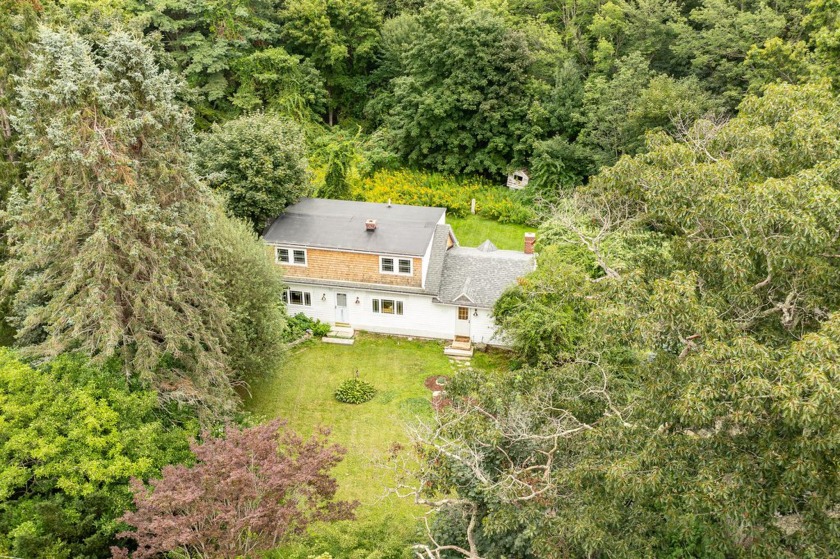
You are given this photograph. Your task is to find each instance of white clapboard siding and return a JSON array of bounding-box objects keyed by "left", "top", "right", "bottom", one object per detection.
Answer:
[{"left": 284, "top": 281, "right": 508, "bottom": 345}]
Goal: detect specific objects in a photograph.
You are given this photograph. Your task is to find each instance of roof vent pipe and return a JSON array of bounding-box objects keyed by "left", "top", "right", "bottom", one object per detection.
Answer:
[{"left": 366, "top": 219, "right": 377, "bottom": 231}]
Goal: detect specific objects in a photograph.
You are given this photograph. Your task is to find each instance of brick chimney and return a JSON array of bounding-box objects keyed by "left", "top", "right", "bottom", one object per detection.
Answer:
[
  {"left": 366, "top": 219, "right": 377, "bottom": 231},
  {"left": 524, "top": 232, "right": 536, "bottom": 254}
]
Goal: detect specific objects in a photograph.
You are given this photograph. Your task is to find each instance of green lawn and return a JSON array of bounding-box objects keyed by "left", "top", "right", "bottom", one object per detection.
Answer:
[
  {"left": 242, "top": 333, "right": 454, "bottom": 522},
  {"left": 447, "top": 214, "right": 534, "bottom": 250}
]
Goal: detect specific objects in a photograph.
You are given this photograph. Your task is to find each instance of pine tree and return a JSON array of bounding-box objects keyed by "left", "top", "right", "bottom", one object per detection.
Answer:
[{"left": 3, "top": 29, "right": 236, "bottom": 414}]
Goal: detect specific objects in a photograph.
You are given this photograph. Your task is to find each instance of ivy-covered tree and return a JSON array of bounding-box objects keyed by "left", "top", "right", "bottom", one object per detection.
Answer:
[
  {"left": 3, "top": 29, "right": 235, "bottom": 413},
  {"left": 196, "top": 114, "right": 311, "bottom": 231},
  {"left": 0, "top": 349, "right": 194, "bottom": 559},
  {"left": 115, "top": 420, "right": 356, "bottom": 559}
]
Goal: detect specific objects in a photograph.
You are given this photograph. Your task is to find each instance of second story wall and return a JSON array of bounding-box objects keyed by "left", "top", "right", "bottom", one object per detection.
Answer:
[{"left": 269, "top": 245, "right": 423, "bottom": 288}]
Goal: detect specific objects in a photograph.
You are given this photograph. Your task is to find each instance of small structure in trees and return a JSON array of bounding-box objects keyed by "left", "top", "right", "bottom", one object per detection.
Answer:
[{"left": 506, "top": 169, "right": 530, "bottom": 190}]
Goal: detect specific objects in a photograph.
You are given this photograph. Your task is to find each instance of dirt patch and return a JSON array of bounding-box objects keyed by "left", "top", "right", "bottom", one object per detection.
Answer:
[
  {"left": 424, "top": 375, "right": 449, "bottom": 391},
  {"left": 425, "top": 375, "right": 451, "bottom": 411},
  {"left": 432, "top": 395, "right": 452, "bottom": 411}
]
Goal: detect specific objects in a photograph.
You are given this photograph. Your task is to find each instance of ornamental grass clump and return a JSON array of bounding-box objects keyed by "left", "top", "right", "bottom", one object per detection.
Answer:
[{"left": 334, "top": 376, "right": 376, "bottom": 404}]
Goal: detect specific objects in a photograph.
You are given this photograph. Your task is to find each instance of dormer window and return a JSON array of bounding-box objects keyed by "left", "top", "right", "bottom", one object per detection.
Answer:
[
  {"left": 276, "top": 247, "right": 307, "bottom": 266},
  {"left": 380, "top": 256, "right": 412, "bottom": 275}
]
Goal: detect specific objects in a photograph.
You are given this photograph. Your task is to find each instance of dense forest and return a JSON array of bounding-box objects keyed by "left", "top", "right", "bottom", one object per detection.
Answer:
[{"left": 1, "top": 0, "right": 839, "bottom": 557}]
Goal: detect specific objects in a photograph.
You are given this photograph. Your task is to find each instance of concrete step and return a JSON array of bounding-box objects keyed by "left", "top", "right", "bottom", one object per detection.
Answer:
[
  {"left": 328, "top": 326, "right": 355, "bottom": 339},
  {"left": 451, "top": 340, "right": 472, "bottom": 351},
  {"left": 444, "top": 346, "right": 473, "bottom": 358},
  {"left": 322, "top": 336, "right": 355, "bottom": 345}
]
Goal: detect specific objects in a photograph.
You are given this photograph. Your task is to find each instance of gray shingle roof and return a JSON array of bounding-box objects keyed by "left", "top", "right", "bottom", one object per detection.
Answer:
[
  {"left": 437, "top": 244, "right": 535, "bottom": 308},
  {"left": 424, "top": 224, "right": 457, "bottom": 294},
  {"left": 263, "top": 198, "right": 446, "bottom": 256}
]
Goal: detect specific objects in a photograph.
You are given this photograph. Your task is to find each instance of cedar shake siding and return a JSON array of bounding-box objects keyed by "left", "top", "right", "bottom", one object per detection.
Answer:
[{"left": 269, "top": 245, "right": 423, "bottom": 288}]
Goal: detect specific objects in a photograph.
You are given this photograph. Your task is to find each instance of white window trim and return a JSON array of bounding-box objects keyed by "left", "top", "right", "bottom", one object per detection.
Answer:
[
  {"left": 275, "top": 246, "right": 308, "bottom": 267},
  {"left": 371, "top": 298, "right": 404, "bottom": 315},
  {"left": 379, "top": 255, "right": 413, "bottom": 276},
  {"left": 282, "top": 289, "right": 312, "bottom": 306}
]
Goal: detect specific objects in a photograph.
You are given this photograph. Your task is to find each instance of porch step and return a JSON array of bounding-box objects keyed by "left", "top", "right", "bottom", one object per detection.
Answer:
[
  {"left": 451, "top": 340, "right": 472, "bottom": 351},
  {"left": 322, "top": 336, "right": 355, "bottom": 345},
  {"left": 328, "top": 326, "right": 355, "bottom": 339},
  {"left": 334, "top": 322, "right": 352, "bottom": 328},
  {"left": 444, "top": 346, "right": 474, "bottom": 358},
  {"left": 454, "top": 335, "right": 471, "bottom": 343}
]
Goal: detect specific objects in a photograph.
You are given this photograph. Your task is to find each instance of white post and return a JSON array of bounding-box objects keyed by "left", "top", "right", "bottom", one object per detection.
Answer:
[{"left": 471, "top": 198, "right": 476, "bottom": 214}]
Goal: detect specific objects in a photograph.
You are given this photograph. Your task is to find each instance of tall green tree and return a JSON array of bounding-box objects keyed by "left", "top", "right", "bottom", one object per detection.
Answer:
[
  {"left": 671, "top": 0, "right": 787, "bottom": 107},
  {"left": 2, "top": 29, "right": 235, "bottom": 413},
  {"left": 196, "top": 114, "right": 311, "bottom": 231},
  {"left": 279, "top": 0, "right": 382, "bottom": 124},
  {"left": 413, "top": 81, "right": 840, "bottom": 558},
  {"left": 0, "top": 349, "right": 194, "bottom": 559},
  {"left": 376, "top": 0, "right": 536, "bottom": 175},
  {"left": 132, "top": 0, "right": 283, "bottom": 125},
  {"left": 580, "top": 52, "right": 718, "bottom": 167}
]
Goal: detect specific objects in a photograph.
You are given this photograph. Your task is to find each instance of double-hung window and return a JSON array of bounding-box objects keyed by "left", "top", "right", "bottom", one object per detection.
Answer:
[
  {"left": 276, "top": 247, "right": 307, "bottom": 266},
  {"left": 282, "top": 289, "right": 312, "bottom": 306},
  {"left": 380, "top": 256, "right": 412, "bottom": 275},
  {"left": 372, "top": 298, "right": 404, "bottom": 315}
]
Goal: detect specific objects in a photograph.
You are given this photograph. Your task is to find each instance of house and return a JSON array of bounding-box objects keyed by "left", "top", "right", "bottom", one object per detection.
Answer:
[
  {"left": 506, "top": 169, "right": 530, "bottom": 190},
  {"left": 262, "top": 198, "right": 536, "bottom": 354}
]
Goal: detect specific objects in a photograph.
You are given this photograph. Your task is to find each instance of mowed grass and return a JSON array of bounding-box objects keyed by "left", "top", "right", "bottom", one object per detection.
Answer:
[
  {"left": 241, "top": 333, "right": 455, "bottom": 521},
  {"left": 447, "top": 214, "right": 535, "bottom": 250}
]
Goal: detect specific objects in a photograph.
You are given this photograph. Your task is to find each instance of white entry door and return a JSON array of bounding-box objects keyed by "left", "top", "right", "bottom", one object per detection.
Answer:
[
  {"left": 454, "top": 306, "right": 471, "bottom": 338},
  {"left": 335, "top": 293, "right": 349, "bottom": 323}
]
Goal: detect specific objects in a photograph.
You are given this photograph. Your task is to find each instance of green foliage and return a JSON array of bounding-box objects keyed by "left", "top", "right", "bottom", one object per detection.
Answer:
[
  {"left": 374, "top": 0, "right": 537, "bottom": 174},
  {"left": 284, "top": 312, "right": 332, "bottom": 341},
  {"left": 133, "top": 0, "right": 284, "bottom": 125},
  {"left": 334, "top": 377, "right": 377, "bottom": 404},
  {"left": 197, "top": 114, "right": 311, "bottom": 231},
  {"left": 204, "top": 211, "right": 287, "bottom": 379},
  {"left": 272, "top": 515, "right": 416, "bottom": 559},
  {"left": 805, "top": 0, "right": 840, "bottom": 88},
  {"left": 2, "top": 29, "right": 236, "bottom": 415},
  {"left": 580, "top": 52, "right": 719, "bottom": 167},
  {"left": 354, "top": 169, "right": 538, "bottom": 224},
  {"left": 671, "top": 0, "right": 787, "bottom": 107},
  {"left": 528, "top": 136, "right": 595, "bottom": 199},
  {"left": 494, "top": 247, "right": 592, "bottom": 365},
  {"left": 279, "top": 0, "right": 382, "bottom": 122},
  {"left": 0, "top": 349, "right": 194, "bottom": 559},
  {"left": 419, "top": 82, "right": 840, "bottom": 558},
  {"left": 231, "top": 47, "right": 328, "bottom": 120}
]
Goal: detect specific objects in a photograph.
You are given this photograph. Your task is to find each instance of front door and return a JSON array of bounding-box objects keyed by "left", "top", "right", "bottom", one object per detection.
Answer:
[
  {"left": 335, "top": 293, "right": 349, "bottom": 323},
  {"left": 454, "top": 306, "right": 471, "bottom": 338}
]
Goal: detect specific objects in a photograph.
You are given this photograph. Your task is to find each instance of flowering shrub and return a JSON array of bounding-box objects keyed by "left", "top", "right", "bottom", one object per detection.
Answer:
[{"left": 353, "top": 170, "right": 537, "bottom": 224}]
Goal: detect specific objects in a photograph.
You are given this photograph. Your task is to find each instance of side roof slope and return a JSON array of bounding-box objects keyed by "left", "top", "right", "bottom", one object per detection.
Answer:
[{"left": 437, "top": 246, "right": 535, "bottom": 308}]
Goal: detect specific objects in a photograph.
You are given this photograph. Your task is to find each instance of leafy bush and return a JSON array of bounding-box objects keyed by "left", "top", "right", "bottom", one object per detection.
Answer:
[
  {"left": 353, "top": 170, "right": 538, "bottom": 225},
  {"left": 0, "top": 350, "right": 195, "bottom": 559},
  {"left": 334, "top": 378, "right": 376, "bottom": 404},
  {"left": 283, "top": 313, "right": 331, "bottom": 342}
]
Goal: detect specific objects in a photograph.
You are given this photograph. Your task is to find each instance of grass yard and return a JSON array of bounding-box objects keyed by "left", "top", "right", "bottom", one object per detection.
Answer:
[
  {"left": 448, "top": 214, "right": 534, "bottom": 250},
  {"left": 242, "top": 333, "right": 455, "bottom": 524}
]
